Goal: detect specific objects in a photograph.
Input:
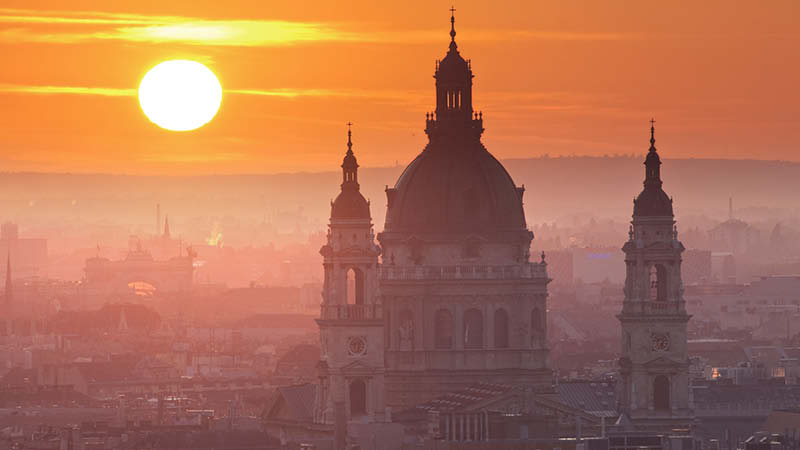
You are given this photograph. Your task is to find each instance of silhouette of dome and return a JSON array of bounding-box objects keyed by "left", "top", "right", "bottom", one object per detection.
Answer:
[
  {"left": 634, "top": 186, "right": 673, "bottom": 217},
  {"left": 384, "top": 138, "right": 526, "bottom": 234},
  {"left": 331, "top": 189, "right": 370, "bottom": 220},
  {"left": 383, "top": 12, "right": 526, "bottom": 235}
]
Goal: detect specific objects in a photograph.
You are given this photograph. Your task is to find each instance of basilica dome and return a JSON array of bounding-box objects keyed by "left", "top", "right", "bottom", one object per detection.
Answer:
[{"left": 383, "top": 139, "right": 527, "bottom": 234}]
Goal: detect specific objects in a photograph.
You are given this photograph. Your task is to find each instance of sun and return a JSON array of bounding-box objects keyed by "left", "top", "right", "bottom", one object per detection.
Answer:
[{"left": 138, "top": 60, "right": 222, "bottom": 132}]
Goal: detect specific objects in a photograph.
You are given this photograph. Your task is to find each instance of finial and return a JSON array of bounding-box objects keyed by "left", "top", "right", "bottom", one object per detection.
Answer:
[
  {"left": 346, "top": 122, "right": 353, "bottom": 153},
  {"left": 449, "top": 6, "right": 457, "bottom": 42},
  {"left": 649, "top": 118, "right": 656, "bottom": 151},
  {"left": 540, "top": 250, "right": 546, "bottom": 263}
]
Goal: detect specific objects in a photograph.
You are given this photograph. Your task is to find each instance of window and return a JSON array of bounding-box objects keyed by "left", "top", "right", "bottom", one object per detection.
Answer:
[
  {"left": 653, "top": 375, "right": 670, "bottom": 410},
  {"left": 345, "top": 268, "right": 364, "bottom": 305},
  {"left": 649, "top": 264, "right": 668, "bottom": 302},
  {"left": 435, "top": 309, "right": 453, "bottom": 349},
  {"left": 464, "top": 308, "right": 484, "bottom": 349},
  {"left": 531, "top": 307, "right": 544, "bottom": 346},
  {"left": 350, "top": 379, "right": 367, "bottom": 416},
  {"left": 494, "top": 308, "right": 509, "bottom": 348}
]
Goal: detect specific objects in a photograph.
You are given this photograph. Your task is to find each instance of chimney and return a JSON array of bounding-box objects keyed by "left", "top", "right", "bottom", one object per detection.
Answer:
[{"left": 729, "top": 197, "right": 733, "bottom": 220}]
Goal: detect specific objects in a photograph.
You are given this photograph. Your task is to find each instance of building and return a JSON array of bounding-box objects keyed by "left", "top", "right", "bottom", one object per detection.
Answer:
[
  {"left": 0, "top": 222, "right": 47, "bottom": 279},
  {"left": 616, "top": 123, "right": 694, "bottom": 431},
  {"left": 81, "top": 237, "right": 194, "bottom": 298},
  {"left": 377, "top": 10, "right": 551, "bottom": 410}
]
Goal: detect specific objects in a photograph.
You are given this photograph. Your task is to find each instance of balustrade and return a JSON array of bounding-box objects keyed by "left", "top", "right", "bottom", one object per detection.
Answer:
[{"left": 320, "top": 303, "right": 382, "bottom": 320}]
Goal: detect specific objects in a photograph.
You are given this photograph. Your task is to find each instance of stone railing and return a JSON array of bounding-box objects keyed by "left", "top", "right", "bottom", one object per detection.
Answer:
[
  {"left": 378, "top": 264, "right": 547, "bottom": 281},
  {"left": 622, "top": 300, "right": 685, "bottom": 315},
  {"left": 320, "top": 304, "right": 382, "bottom": 320}
]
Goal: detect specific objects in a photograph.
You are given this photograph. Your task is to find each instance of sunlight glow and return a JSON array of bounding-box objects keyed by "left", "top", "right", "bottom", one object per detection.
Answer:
[{"left": 138, "top": 60, "right": 222, "bottom": 132}]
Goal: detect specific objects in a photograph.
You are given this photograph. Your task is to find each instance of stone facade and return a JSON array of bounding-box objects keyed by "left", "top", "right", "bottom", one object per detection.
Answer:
[
  {"left": 376, "top": 13, "right": 551, "bottom": 410},
  {"left": 617, "top": 124, "right": 693, "bottom": 431}
]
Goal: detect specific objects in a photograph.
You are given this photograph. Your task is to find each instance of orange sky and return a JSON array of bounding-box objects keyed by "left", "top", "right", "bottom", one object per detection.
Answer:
[{"left": 0, "top": 0, "right": 798, "bottom": 175}]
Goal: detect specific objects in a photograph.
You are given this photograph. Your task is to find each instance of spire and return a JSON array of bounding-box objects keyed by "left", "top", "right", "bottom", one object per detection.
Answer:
[
  {"left": 331, "top": 123, "right": 370, "bottom": 220},
  {"left": 341, "top": 122, "right": 359, "bottom": 187},
  {"left": 430, "top": 7, "right": 475, "bottom": 132},
  {"left": 164, "top": 215, "right": 170, "bottom": 238},
  {"left": 4, "top": 251, "right": 11, "bottom": 305},
  {"left": 449, "top": 6, "right": 457, "bottom": 44},
  {"left": 643, "top": 118, "right": 662, "bottom": 188},
  {"left": 633, "top": 118, "right": 673, "bottom": 217},
  {"left": 346, "top": 121, "right": 353, "bottom": 155},
  {"left": 649, "top": 118, "right": 657, "bottom": 152}
]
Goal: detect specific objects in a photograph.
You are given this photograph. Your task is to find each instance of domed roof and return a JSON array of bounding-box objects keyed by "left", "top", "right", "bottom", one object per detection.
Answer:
[
  {"left": 384, "top": 138, "right": 527, "bottom": 234},
  {"left": 634, "top": 187, "right": 673, "bottom": 217},
  {"left": 331, "top": 190, "right": 370, "bottom": 220}
]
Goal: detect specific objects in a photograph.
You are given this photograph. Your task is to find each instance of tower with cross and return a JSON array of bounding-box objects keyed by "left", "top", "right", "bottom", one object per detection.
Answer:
[
  {"left": 617, "top": 120, "right": 694, "bottom": 431},
  {"left": 316, "top": 124, "right": 386, "bottom": 443}
]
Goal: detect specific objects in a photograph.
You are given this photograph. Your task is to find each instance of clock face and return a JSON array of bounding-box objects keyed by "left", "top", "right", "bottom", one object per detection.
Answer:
[
  {"left": 347, "top": 336, "right": 367, "bottom": 356},
  {"left": 651, "top": 333, "right": 670, "bottom": 352}
]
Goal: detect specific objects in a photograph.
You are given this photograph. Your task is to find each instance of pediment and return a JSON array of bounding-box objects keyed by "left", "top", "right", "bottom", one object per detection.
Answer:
[
  {"left": 340, "top": 359, "right": 376, "bottom": 372},
  {"left": 643, "top": 355, "right": 681, "bottom": 368}
]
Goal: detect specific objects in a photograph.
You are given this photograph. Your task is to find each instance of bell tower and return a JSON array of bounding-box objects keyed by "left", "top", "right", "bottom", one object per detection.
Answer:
[
  {"left": 617, "top": 121, "right": 693, "bottom": 431},
  {"left": 316, "top": 125, "right": 386, "bottom": 445}
]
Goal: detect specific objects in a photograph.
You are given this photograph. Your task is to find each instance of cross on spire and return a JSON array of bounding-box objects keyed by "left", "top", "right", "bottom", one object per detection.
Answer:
[
  {"left": 449, "top": 6, "right": 457, "bottom": 41},
  {"left": 649, "top": 118, "right": 657, "bottom": 150},
  {"left": 346, "top": 122, "right": 353, "bottom": 152}
]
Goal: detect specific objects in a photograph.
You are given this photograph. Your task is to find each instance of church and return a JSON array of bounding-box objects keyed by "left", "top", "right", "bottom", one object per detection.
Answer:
[{"left": 263, "top": 11, "right": 694, "bottom": 450}]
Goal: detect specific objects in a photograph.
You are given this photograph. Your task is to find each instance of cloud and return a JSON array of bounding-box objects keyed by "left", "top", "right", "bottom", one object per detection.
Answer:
[
  {"left": 0, "top": 84, "right": 135, "bottom": 96},
  {"left": 0, "top": 8, "right": 637, "bottom": 47},
  {"left": 0, "top": 83, "right": 427, "bottom": 103}
]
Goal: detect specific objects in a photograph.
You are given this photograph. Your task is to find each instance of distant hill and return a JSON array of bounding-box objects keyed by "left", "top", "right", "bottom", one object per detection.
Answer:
[{"left": 1, "top": 156, "right": 798, "bottom": 232}]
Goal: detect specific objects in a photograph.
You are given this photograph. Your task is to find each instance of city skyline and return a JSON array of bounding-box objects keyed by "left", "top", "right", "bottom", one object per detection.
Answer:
[{"left": 0, "top": 1, "right": 798, "bottom": 174}]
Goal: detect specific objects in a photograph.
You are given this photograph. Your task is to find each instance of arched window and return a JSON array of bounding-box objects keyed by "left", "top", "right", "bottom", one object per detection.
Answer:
[
  {"left": 531, "top": 307, "right": 544, "bottom": 346},
  {"left": 434, "top": 309, "right": 453, "bottom": 349},
  {"left": 653, "top": 375, "right": 670, "bottom": 410},
  {"left": 464, "top": 308, "right": 484, "bottom": 349},
  {"left": 350, "top": 379, "right": 367, "bottom": 416},
  {"left": 494, "top": 308, "right": 509, "bottom": 348},
  {"left": 345, "top": 268, "right": 364, "bottom": 305},
  {"left": 649, "top": 264, "right": 668, "bottom": 302}
]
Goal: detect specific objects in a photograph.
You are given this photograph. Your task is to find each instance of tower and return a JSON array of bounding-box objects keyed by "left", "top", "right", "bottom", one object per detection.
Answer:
[
  {"left": 618, "top": 121, "right": 693, "bottom": 430},
  {"left": 3, "top": 251, "right": 11, "bottom": 336},
  {"left": 378, "top": 12, "right": 550, "bottom": 409},
  {"left": 316, "top": 126, "right": 386, "bottom": 439}
]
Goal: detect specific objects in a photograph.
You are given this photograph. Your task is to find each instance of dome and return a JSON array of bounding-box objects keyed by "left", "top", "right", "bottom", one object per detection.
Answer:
[
  {"left": 437, "top": 42, "right": 469, "bottom": 80},
  {"left": 331, "top": 189, "right": 370, "bottom": 220},
  {"left": 384, "top": 138, "right": 527, "bottom": 234},
  {"left": 634, "top": 187, "right": 673, "bottom": 217}
]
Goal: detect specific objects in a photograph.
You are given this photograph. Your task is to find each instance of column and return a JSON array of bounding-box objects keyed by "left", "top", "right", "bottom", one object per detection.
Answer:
[
  {"left": 484, "top": 411, "right": 490, "bottom": 441},
  {"left": 444, "top": 413, "right": 450, "bottom": 440},
  {"left": 459, "top": 414, "right": 464, "bottom": 441}
]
